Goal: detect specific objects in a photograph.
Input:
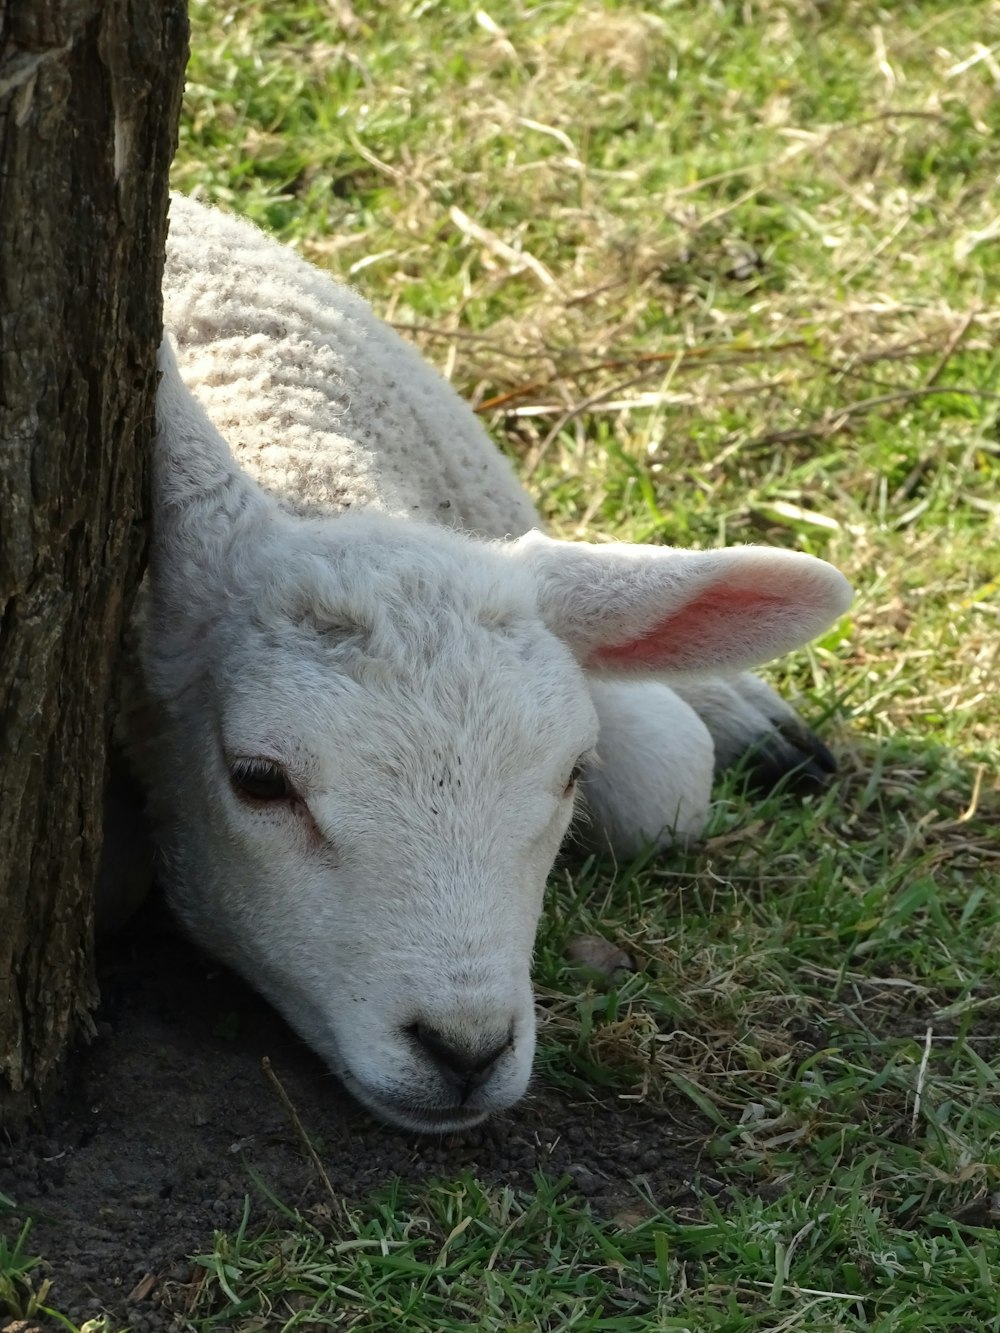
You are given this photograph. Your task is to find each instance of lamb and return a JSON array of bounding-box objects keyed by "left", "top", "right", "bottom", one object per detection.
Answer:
[{"left": 127, "top": 193, "right": 851, "bottom": 1133}]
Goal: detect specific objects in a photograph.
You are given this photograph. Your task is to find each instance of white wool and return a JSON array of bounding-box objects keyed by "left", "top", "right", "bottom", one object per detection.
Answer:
[
  {"left": 164, "top": 191, "right": 539, "bottom": 535},
  {"left": 128, "top": 194, "right": 852, "bottom": 1133}
]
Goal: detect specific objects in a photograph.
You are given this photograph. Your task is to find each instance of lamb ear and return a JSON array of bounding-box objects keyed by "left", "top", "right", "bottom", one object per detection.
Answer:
[
  {"left": 154, "top": 337, "right": 270, "bottom": 527},
  {"left": 151, "top": 337, "right": 273, "bottom": 603},
  {"left": 509, "top": 530, "right": 852, "bottom": 674}
]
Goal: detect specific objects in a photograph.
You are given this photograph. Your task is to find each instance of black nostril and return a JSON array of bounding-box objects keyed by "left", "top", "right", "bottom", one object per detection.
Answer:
[{"left": 407, "top": 1021, "right": 512, "bottom": 1091}]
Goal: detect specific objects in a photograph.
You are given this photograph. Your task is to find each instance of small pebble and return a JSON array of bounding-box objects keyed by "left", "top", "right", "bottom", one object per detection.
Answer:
[
  {"left": 575, "top": 1170, "right": 602, "bottom": 1197},
  {"left": 565, "top": 934, "right": 635, "bottom": 982}
]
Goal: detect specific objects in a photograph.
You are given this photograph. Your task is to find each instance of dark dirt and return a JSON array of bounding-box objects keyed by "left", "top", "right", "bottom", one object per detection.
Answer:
[{"left": 0, "top": 901, "right": 708, "bottom": 1331}]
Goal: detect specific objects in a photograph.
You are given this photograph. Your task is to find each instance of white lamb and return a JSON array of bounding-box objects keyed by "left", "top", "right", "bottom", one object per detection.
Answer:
[{"left": 129, "top": 193, "right": 851, "bottom": 1133}]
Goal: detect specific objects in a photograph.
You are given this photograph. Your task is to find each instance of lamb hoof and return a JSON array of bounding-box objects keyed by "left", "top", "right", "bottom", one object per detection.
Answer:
[{"left": 736, "top": 724, "right": 837, "bottom": 797}]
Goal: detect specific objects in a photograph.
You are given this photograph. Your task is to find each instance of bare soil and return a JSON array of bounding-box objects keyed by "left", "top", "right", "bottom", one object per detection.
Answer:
[{"left": 0, "top": 901, "right": 706, "bottom": 1331}]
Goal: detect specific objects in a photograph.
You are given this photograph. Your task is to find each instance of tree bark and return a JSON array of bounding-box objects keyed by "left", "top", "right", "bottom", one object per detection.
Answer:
[{"left": 0, "top": 0, "right": 188, "bottom": 1120}]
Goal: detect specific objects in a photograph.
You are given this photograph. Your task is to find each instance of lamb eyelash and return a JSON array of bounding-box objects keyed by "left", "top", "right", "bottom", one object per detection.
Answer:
[
  {"left": 229, "top": 757, "right": 296, "bottom": 802},
  {"left": 230, "top": 758, "right": 281, "bottom": 780}
]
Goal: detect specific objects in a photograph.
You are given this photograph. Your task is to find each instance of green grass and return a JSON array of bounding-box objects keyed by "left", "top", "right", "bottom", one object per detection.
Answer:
[
  {"left": 9, "top": 1, "right": 1000, "bottom": 1329},
  {"left": 140, "top": 1173, "right": 1000, "bottom": 1330}
]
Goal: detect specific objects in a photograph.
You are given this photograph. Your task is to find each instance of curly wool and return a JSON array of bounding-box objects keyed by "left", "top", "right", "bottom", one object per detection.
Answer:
[{"left": 164, "top": 192, "right": 539, "bottom": 537}]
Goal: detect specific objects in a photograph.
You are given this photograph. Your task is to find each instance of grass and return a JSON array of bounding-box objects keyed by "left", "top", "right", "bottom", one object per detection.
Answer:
[
  {"left": 129, "top": 1174, "right": 1000, "bottom": 1330},
  {"left": 7, "top": 1, "right": 999, "bottom": 1329}
]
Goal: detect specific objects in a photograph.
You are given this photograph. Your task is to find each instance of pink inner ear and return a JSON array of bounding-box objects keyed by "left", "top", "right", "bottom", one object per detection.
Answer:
[{"left": 588, "top": 586, "right": 790, "bottom": 671}]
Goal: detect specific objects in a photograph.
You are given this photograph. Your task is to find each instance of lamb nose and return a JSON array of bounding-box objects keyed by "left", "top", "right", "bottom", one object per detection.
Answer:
[{"left": 409, "top": 1022, "right": 512, "bottom": 1089}]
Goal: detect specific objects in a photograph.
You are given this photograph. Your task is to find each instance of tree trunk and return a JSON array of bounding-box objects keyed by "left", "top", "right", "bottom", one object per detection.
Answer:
[{"left": 0, "top": 0, "right": 188, "bottom": 1121}]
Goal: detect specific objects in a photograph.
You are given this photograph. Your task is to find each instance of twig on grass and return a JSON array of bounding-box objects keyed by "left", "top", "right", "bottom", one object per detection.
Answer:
[
  {"left": 449, "top": 205, "right": 557, "bottom": 290},
  {"left": 261, "top": 1056, "right": 347, "bottom": 1223},
  {"left": 957, "top": 764, "right": 986, "bottom": 825},
  {"left": 523, "top": 369, "right": 662, "bottom": 479},
  {"left": 472, "top": 329, "right": 978, "bottom": 425},
  {"left": 345, "top": 126, "right": 403, "bottom": 182},
  {"left": 184, "top": 1264, "right": 208, "bottom": 1315},
  {"left": 127, "top": 1271, "right": 159, "bottom": 1302},
  {"left": 476, "top": 340, "right": 810, "bottom": 414},
  {"left": 911, "top": 1026, "right": 934, "bottom": 1134},
  {"left": 924, "top": 310, "right": 977, "bottom": 388},
  {"left": 716, "top": 385, "right": 1000, "bottom": 456}
]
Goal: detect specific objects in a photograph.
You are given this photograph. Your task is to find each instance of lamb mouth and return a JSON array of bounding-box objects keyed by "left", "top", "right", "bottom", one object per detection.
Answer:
[
  {"left": 371, "top": 1094, "right": 493, "bottom": 1135},
  {"left": 337, "top": 1067, "right": 495, "bottom": 1134},
  {"left": 394, "top": 1102, "right": 491, "bottom": 1133}
]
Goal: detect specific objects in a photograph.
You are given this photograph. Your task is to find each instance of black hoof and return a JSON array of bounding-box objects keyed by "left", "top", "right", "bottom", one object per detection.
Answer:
[{"left": 735, "top": 724, "right": 837, "bottom": 798}]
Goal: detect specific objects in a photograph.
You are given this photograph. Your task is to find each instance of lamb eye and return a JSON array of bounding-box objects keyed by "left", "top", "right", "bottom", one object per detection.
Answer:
[
  {"left": 231, "top": 760, "right": 294, "bottom": 803},
  {"left": 564, "top": 760, "right": 587, "bottom": 796}
]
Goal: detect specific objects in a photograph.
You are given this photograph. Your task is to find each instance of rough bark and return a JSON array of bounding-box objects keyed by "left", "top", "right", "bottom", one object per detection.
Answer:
[{"left": 0, "top": 0, "right": 188, "bottom": 1120}]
